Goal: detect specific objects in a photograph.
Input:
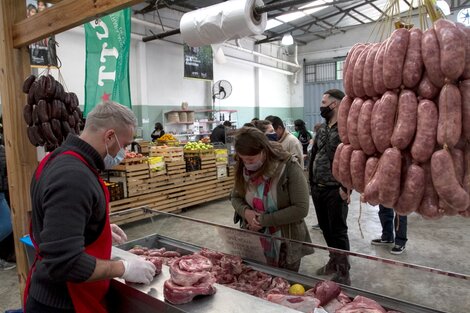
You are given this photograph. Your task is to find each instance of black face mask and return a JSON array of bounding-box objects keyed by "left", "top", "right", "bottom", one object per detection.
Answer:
[
  {"left": 320, "top": 106, "right": 334, "bottom": 120},
  {"left": 266, "top": 133, "right": 278, "bottom": 141}
]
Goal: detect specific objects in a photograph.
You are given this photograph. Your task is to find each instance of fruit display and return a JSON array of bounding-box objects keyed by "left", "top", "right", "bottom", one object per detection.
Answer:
[
  {"left": 22, "top": 74, "right": 84, "bottom": 151},
  {"left": 148, "top": 156, "right": 165, "bottom": 172},
  {"left": 125, "top": 151, "right": 143, "bottom": 159},
  {"left": 184, "top": 141, "right": 213, "bottom": 151},
  {"left": 158, "top": 133, "right": 177, "bottom": 141},
  {"left": 200, "top": 136, "right": 211, "bottom": 144}
]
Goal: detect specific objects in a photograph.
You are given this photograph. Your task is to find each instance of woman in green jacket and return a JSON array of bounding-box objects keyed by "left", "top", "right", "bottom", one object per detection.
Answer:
[{"left": 231, "top": 127, "right": 313, "bottom": 272}]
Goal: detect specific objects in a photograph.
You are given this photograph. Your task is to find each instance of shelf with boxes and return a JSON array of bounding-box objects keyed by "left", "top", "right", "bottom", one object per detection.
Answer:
[{"left": 107, "top": 146, "right": 234, "bottom": 224}]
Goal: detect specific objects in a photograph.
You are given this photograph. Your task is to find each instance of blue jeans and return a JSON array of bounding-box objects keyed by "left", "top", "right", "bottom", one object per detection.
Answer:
[
  {"left": 0, "top": 192, "right": 12, "bottom": 242},
  {"left": 378, "top": 205, "right": 407, "bottom": 246}
]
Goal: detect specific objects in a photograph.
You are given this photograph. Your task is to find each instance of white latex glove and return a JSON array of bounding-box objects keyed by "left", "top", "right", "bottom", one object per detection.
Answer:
[
  {"left": 111, "top": 224, "right": 127, "bottom": 244},
  {"left": 121, "top": 259, "right": 156, "bottom": 284}
]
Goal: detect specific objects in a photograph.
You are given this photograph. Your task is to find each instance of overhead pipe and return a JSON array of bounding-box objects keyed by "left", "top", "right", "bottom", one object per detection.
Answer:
[{"left": 225, "top": 39, "right": 301, "bottom": 69}]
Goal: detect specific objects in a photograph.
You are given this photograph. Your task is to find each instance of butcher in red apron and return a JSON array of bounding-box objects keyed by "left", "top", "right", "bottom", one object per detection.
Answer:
[{"left": 24, "top": 101, "right": 155, "bottom": 313}]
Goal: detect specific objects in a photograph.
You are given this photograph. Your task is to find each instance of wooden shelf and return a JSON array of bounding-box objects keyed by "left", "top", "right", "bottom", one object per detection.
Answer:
[
  {"left": 165, "top": 110, "right": 194, "bottom": 114},
  {"left": 166, "top": 122, "right": 194, "bottom": 125},
  {"left": 195, "top": 109, "right": 238, "bottom": 113}
]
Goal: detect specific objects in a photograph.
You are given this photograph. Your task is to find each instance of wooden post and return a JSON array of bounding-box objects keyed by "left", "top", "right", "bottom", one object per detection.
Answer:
[{"left": 0, "top": 0, "right": 38, "bottom": 299}]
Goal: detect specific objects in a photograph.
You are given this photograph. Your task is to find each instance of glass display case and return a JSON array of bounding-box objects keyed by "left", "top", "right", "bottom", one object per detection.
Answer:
[{"left": 109, "top": 208, "right": 469, "bottom": 313}]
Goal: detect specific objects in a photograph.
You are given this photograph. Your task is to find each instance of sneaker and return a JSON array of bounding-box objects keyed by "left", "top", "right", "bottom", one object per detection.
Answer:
[
  {"left": 390, "top": 245, "right": 406, "bottom": 255},
  {"left": 371, "top": 238, "right": 394, "bottom": 246},
  {"left": 0, "top": 258, "right": 16, "bottom": 270}
]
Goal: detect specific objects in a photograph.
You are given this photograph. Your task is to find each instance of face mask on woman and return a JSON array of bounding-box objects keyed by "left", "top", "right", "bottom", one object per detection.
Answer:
[{"left": 245, "top": 160, "right": 264, "bottom": 171}]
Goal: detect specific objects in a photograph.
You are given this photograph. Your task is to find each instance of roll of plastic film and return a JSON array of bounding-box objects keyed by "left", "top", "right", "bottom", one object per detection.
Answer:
[{"left": 180, "top": 0, "right": 267, "bottom": 47}]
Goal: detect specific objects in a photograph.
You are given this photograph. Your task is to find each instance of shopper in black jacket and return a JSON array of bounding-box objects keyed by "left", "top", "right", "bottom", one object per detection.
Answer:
[
  {"left": 150, "top": 122, "right": 165, "bottom": 141},
  {"left": 210, "top": 121, "right": 231, "bottom": 144}
]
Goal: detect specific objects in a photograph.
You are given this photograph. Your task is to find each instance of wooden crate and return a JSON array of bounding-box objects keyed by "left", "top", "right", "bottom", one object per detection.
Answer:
[
  {"left": 166, "top": 160, "right": 186, "bottom": 176},
  {"left": 150, "top": 146, "right": 184, "bottom": 162},
  {"left": 201, "top": 155, "right": 216, "bottom": 170}
]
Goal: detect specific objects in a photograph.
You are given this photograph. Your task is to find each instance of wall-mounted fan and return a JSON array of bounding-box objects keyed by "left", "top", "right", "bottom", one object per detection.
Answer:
[{"left": 212, "top": 80, "right": 232, "bottom": 106}]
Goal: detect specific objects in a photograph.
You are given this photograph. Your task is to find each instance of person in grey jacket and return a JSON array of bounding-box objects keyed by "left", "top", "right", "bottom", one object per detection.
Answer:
[{"left": 231, "top": 127, "right": 313, "bottom": 271}]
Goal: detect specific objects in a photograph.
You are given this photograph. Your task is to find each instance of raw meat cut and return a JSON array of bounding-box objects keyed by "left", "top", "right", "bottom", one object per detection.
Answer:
[
  {"left": 169, "top": 254, "right": 214, "bottom": 286},
  {"left": 314, "top": 280, "right": 341, "bottom": 306},
  {"left": 336, "top": 295, "right": 387, "bottom": 313},
  {"left": 266, "top": 277, "right": 290, "bottom": 294},
  {"left": 163, "top": 279, "right": 216, "bottom": 305},
  {"left": 266, "top": 294, "right": 320, "bottom": 313}
]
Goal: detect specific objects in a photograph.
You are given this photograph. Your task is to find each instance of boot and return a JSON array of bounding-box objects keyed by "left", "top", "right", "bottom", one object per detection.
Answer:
[
  {"left": 331, "top": 255, "right": 351, "bottom": 285},
  {"left": 316, "top": 254, "right": 336, "bottom": 275}
]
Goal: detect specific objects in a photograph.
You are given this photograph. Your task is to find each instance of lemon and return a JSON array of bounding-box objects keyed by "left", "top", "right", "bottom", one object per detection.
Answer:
[{"left": 288, "top": 283, "right": 305, "bottom": 296}]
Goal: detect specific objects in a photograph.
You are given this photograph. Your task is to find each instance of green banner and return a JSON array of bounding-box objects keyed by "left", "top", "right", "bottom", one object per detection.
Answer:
[{"left": 84, "top": 9, "right": 131, "bottom": 116}]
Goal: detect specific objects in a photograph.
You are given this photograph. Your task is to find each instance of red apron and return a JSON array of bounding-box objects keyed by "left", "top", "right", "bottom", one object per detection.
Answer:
[{"left": 24, "top": 151, "right": 112, "bottom": 313}]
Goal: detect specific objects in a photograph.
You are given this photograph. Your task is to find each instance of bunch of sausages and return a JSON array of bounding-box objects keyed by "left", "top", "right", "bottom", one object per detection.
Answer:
[
  {"left": 334, "top": 19, "right": 470, "bottom": 219},
  {"left": 22, "top": 74, "right": 84, "bottom": 151}
]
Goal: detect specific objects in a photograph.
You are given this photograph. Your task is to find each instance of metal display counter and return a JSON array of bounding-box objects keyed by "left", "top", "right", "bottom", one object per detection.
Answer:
[{"left": 108, "top": 209, "right": 468, "bottom": 313}]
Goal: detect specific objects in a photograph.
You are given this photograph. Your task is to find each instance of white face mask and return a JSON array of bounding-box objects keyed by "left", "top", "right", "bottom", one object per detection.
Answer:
[
  {"left": 104, "top": 133, "right": 125, "bottom": 169},
  {"left": 245, "top": 160, "right": 264, "bottom": 172}
]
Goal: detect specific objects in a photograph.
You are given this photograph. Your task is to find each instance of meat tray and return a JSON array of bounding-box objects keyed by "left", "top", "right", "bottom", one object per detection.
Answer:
[{"left": 109, "top": 234, "right": 445, "bottom": 313}]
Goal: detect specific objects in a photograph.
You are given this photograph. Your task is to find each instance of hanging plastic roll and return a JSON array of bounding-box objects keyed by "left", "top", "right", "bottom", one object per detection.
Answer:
[{"left": 179, "top": 0, "right": 267, "bottom": 48}]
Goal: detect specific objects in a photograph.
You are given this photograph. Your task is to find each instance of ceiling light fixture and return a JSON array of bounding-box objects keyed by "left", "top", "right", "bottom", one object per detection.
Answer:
[{"left": 281, "top": 33, "right": 294, "bottom": 46}]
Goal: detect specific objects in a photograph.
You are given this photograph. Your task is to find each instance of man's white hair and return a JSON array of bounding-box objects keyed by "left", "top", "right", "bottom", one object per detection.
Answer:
[{"left": 84, "top": 101, "right": 137, "bottom": 133}]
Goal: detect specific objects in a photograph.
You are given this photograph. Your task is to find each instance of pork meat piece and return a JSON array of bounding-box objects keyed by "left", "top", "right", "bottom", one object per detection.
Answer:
[
  {"left": 336, "top": 295, "right": 387, "bottom": 313},
  {"left": 238, "top": 269, "right": 272, "bottom": 290},
  {"left": 144, "top": 256, "right": 163, "bottom": 275},
  {"left": 169, "top": 255, "right": 215, "bottom": 286},
  {"left": 266, "top": 294, "right": 320, "bottom": 313},
  {"left": 220, "top": 254, "right": 243, "bottom": 275},
  {"left": 266, "top": 277, "right": 290, "bottom": 294},
  {"left": 197, "top": 248, "right": 225, "bottom": 266},
  {"left": 314, "top": 280, "right": 341, "bottom": 306},
  {"left": 163, "top": 279, "right": 216, "bottom": 305}
]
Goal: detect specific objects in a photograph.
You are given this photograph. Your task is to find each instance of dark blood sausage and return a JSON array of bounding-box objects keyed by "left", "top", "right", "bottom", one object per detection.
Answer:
[
  {"left": 431, "top": 149, "right": 470, "bottom": 213},
  {"left": 337, "top": 96, "right": 353, "bottom": 144},
  {"left": 383, "top": 28, "right": 409, "bottom": 89},
  {"left": 459, "top": 80, "right": 470, "bottom": 141},
  {"left": 371, "top": 91, "right": 398, "bottom": 153},
  {"left": 456, "top": 22, "right": 470, "bottom": 80},
  {"left": 352, "top": 46, "right": 369, "bottom": 98},
  {"left": 346, "top": 98, "right": 363, "bottom": 150},
  {"left": 451, "top": 148, "right": 465, "bottom": 186},
  {"left": 391, "top": 89, "right": 418, "bottom": 150},
  {"left": 364, "top": 156, "right": 379, "bottom": 187},
  {"left": 350, "top": 150, "right": 367, "bottom": 193},
  {"left": 344, "top": 44, "right": 366, "bottom": 98},
  {"left": 411, "top": 99, "right": 438, "bottom": 163},
  {"left": 339, "top": 144, "right": 354, "bottom": 190},
  {"left": 343, "top": 44, "right": 362, "bottom": 98},
  {"left": 363, "top": 43, "right": 380, "bottom": 98},
  {"left": 373, "top": 40, "right": 388, "bottom": 95},
  {"left": 417, "top": 162, "right": 444, "bottom": 219},
  {"left": 437, "top": 83, "right": 462, "bottom": 149},
  {"left": 378, "top": 147, "right": 402, "bottom": 208},
  {"left": 23, "top": 104, "right": 33, "bottom": 126},
  {"left": 23, "top": 75, "right": 36, "bottom": 94},
  {"left": 332, "top": 143, "right": 344, "bottom": 182},
  {"left": 422, "top": 28, "right": 445, "bottom": 88},
  {"left": 403, "top": 28, "right": 424, "bottom": 89},
  {"left": 357, "top": 99, "right": 376, "bottom": 155},
  {"left": 395, "top": 164, "right": 425, "bottom": 215},
  {"left": 417, "top": 71, "right": 440, "bottom": 100},
  {"left": 434, "top": 19, "right": 466, "bottom": 81}
]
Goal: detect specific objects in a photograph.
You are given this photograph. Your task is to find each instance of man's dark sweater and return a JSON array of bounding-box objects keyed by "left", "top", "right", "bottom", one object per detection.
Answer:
[{"left": 29, "top": 135, "right": 107, "bottom": 309}]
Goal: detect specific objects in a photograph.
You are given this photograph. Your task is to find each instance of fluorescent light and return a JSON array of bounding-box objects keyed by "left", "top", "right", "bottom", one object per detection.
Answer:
[
  {"left": 436, "top": 0, "right": 451, "bottom": 16},
  {"left": 265, "top": 19, "right": 283, "bottom": 30},
  {"left": 281, "top": 33, "right": 294, "bottom": 45},
  {"left": 300, "top": 0, "right": 332, "bottom": 10},
  {"left": 278, "top": 11, "right": 306, "bottom": 23}
]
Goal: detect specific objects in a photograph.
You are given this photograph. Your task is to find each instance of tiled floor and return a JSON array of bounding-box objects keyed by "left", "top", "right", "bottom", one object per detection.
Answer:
[{"left": 1, "top": 192, "right": 469, "bottom": 312}]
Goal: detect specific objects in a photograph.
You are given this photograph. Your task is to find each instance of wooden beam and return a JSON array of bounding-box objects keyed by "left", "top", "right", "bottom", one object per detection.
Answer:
[
  {"left": 12, "top": 0, "right": 143, "bottom": 48},
  {"left": 0, "top": 0, "right": 38, "bottom": 299}
]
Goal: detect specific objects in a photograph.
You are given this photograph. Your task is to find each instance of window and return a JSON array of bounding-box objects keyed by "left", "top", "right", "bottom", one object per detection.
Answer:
[{"left": 304, "top": 60, "right": 345, "bottom": 83}]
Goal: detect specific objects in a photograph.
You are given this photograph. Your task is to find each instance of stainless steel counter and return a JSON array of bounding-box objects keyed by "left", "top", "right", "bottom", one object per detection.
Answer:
[
  {"left": 109, "top": 234, "right": 446, "bottom": 313},
  {"left": 110, "top": 246, "right": 300, "bottom": 313}
]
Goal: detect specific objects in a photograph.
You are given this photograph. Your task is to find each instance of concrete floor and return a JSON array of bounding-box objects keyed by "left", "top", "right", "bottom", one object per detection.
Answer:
[{"left": 1, "top": 192, "right": 469, "bottom": 312}]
